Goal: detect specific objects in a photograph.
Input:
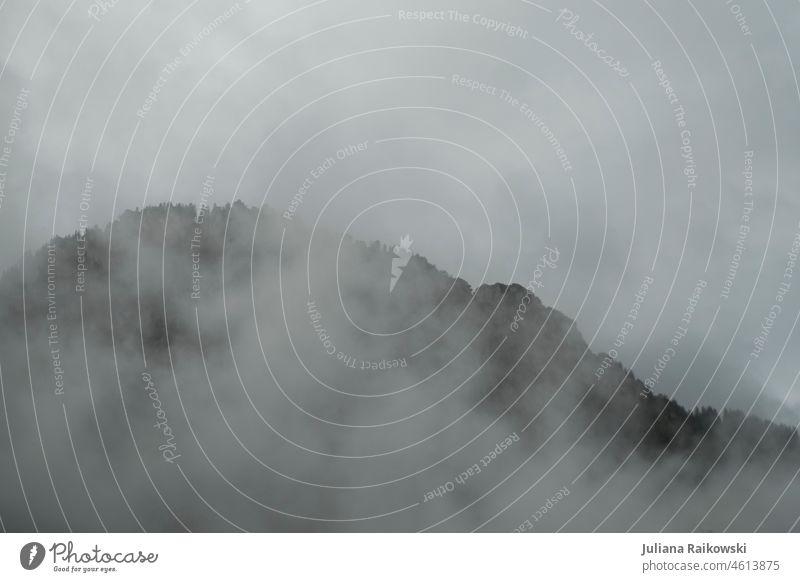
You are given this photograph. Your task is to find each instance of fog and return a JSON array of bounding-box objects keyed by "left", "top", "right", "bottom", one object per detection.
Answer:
[{"left": 0, "top": 1, "right": 799, "bottom": 532}]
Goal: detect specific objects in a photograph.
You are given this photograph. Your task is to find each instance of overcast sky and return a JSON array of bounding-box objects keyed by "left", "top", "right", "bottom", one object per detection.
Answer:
[{"left": 1, "top": 0, "right": 800, "bottom": 423}]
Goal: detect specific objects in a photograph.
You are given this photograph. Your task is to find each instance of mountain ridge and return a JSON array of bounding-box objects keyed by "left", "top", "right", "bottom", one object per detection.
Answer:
[{"left": 0, "top": 201, "right": 797, "bottom": 532}]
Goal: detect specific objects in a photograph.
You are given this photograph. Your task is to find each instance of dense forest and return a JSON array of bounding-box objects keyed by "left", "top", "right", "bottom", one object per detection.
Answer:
[{"left": 0, "top": 202, "right": 797, "bottom": 532}]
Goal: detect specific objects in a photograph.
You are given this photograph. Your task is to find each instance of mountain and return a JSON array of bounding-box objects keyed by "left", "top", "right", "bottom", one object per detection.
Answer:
[{"left": 0, "top": 202, "right": 797, "bottom": 532}]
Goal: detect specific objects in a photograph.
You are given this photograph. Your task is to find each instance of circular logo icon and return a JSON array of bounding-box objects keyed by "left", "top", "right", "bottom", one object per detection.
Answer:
[{"left": 20, "top": 542, "right": 46, "bottom": 570}]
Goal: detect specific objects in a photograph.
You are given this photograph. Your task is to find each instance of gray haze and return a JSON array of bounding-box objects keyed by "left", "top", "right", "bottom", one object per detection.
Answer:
[{"left": 1, "top": 0, "right": 800, "bottom": 531}]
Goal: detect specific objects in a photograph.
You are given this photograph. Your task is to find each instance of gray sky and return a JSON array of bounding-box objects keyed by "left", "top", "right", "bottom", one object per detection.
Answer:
[{"left": 2, "top": 0, "right": 800, "bottom": 424}]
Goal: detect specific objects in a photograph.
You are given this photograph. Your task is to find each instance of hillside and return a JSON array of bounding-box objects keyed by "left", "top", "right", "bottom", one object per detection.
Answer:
[{"left": 0, "top": 202, "right": 797, "bottom": 532}]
